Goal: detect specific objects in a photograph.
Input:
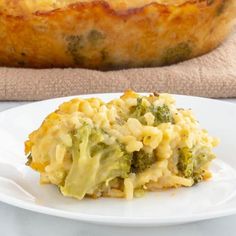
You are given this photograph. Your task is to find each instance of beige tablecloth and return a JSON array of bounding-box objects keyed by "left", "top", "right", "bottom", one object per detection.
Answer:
[{"left": 0, "top": 28, "right": 236, "bottom": 101}]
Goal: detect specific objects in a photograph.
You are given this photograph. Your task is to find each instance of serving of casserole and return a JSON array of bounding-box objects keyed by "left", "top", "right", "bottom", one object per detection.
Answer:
[{"left": 0, "top": 0, "right": 235, "bottom": 69}]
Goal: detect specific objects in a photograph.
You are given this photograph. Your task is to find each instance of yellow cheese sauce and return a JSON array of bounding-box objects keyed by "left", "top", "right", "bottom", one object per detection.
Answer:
[{"left": 25, "top": 91, "right": 219, "bottom": 200}]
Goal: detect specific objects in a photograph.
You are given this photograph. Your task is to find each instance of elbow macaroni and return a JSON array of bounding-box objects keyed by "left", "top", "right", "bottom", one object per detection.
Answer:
[{"left": 25, "top": 90, "right": 218, "bottom": 200}]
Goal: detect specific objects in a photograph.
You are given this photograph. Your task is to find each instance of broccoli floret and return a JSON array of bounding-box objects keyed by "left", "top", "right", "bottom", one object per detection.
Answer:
[
  {"left": 66, "top": 35, "right": 85, "bottom": 64},
  {"left": 131, "top": 98, "right": 173, "bottom": 125},
  {"left": 162, "top": 42, "right": 192, "bottom": 65},
  {"left": 87, "top": 30, "right": 105, "bottom": 44},
  {"left": 60, "top": 124, "right": 132, "bottom": 199},
  {"left": 131, "top": 150, "right": 156, "bottom": 173},
  {"left": 132, "top": 97, "right": 147, "bottom": 118},
  {"left": 178, "top": 147, "right": 215, "bottom": 183},
  {"left": 154, "top": 104, "right": 173, "bottom": 125},
  {"left": 25, "top": 153, "right": 32, "bottom": 166},
  {"left": 177, "top": 147, "right": 194, "bottom": 178}
]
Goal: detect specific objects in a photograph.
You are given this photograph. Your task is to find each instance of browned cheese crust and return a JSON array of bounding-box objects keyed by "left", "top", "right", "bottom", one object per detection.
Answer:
[{"left": 0, "top": 0, "right": 235, "bottom": 69}]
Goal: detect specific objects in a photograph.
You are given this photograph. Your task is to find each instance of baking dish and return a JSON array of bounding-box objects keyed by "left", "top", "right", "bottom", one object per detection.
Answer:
[{"left": 0, "top": 0, "right": 235, "bottom": 69}]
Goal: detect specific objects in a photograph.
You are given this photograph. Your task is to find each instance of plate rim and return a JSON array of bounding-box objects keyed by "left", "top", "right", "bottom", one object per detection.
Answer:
[{"left": 1, "top": 190, "right": 236, "bottom": 226}]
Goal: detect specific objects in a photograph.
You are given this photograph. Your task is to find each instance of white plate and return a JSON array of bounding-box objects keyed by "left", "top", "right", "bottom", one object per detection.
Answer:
[{"left": 0, "top": 93, "right": 236, "bottom": 227}]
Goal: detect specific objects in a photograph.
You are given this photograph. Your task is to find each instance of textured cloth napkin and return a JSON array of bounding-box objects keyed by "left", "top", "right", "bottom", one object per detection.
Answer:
[{"left": 0, "top": 27, "right": 236, "bottom": 101}]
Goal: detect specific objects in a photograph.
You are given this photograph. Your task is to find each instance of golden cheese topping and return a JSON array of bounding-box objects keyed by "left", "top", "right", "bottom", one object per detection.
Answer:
[
  {"left": 0, "top": 0, "right": 235, "bottom": 69},
  {"left": 1, "top": 0, "right": 193, "bottom": 13}
]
